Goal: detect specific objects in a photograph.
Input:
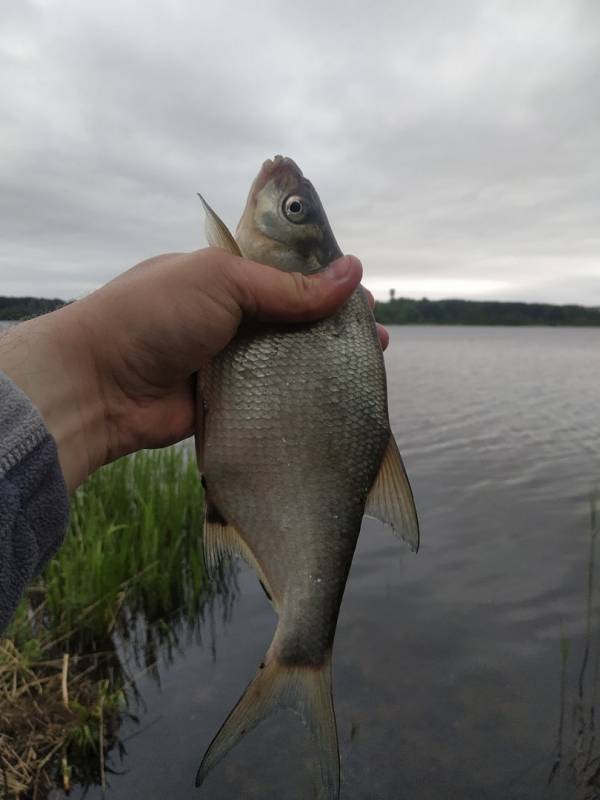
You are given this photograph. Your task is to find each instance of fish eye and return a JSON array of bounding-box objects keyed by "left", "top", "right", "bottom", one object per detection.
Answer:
[{"left": 283, "top": 195, "right": 307, "bottom": 222}]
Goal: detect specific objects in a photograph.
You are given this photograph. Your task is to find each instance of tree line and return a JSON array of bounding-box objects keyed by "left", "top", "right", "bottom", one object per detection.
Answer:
[
  {"left": 0, "top": 296, "right": 66, "bottom": 321},
  {"left": 2, "top": 293, "right": 600, "bottom": 326},
  {"left": 374, "top": 296, "right": 600, "bottom": 326}
]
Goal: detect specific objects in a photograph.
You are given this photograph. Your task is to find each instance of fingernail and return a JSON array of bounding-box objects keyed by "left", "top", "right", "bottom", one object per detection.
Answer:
[{"left": 325, "top": 255, "right": 361, "bottom": 282}]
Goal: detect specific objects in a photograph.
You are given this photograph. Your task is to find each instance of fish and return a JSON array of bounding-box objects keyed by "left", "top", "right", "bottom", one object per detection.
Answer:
[{"left": 195, "top": 155, "right": 419, "bottom": 798}]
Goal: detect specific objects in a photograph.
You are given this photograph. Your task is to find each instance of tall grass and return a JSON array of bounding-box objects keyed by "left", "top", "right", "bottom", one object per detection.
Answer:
[
  {"left": 9, "top": 447, "right": 213, "bottom": 652},
  {"left": 1, "top": 446, "right": 235, "bottom": 798},
  {"left": 61, "top": 449, "right": 199, "bottom": 634}
]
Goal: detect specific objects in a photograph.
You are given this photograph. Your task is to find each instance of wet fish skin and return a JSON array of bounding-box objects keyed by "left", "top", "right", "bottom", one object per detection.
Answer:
[
  {"left": 195, "top": 156, "right": 418, "bottom": 798},
  {"left": 201, "top": 290, "right": 389, "bottom": 662}
]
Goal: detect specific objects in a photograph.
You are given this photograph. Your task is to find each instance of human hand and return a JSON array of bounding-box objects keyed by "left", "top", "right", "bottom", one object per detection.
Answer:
[{"left": 0, "top": 249, "right": 388, "bottom": 492}]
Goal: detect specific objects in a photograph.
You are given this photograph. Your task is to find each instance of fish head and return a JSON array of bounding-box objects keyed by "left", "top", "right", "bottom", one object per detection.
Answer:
[{"left": 235, "top": 155, "right": 343, "bottom": 274}]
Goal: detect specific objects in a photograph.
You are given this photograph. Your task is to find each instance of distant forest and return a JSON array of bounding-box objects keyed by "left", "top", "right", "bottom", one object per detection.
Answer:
[
  {"left": 374, "top": 295, "right": 600, "bottom": 326},
  {"left": 0, "top": 296, "right": 66, "bottom": 321},
  {"left": 2, "top": 294, "right": 600, "bottom": 326}
]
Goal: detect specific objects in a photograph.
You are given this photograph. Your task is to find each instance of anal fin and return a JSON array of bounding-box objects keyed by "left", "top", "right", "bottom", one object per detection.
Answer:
[{"left": 365, "top": 433, "right": 420, "bottom": 552}]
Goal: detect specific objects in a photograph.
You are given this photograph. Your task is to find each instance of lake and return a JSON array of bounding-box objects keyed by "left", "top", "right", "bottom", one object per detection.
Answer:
[{"left": 76, "top": 325, "right": 600, "bottom": 800}]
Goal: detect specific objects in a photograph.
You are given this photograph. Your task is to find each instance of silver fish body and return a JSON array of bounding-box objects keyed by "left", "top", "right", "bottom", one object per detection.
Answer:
[
  {"left": 195, "top": 156, "right": 418, "bottom": 798},
  {"left": 201, "top": 288, "right": 389, "bottom": 663}
]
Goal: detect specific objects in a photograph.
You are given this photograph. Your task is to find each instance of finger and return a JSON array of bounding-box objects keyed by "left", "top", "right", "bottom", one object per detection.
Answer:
[
  {"left": 376, "top": 323, "right": 389, "bottom": 351},
  {"left": 225, "top": 253, "right": 363, "bottom": 323}
]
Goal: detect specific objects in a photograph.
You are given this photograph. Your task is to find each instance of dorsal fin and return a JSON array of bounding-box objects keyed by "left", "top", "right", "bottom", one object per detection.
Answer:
[
  {"left": 197, "top": 193, "right": 242, "bottom": 256},
  {"left": 365, "top": 434, "right": 420, "bottom": 552}
]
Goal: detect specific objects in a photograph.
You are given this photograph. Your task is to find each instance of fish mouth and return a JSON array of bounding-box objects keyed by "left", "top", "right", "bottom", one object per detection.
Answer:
[{"left": 251, "top": 155, "right": 304, "bottom": 196}]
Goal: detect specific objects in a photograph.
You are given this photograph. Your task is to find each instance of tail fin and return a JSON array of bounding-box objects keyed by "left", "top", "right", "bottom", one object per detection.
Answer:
[{"left": 195, "top": 654, "right": 339, "bottom": 799}]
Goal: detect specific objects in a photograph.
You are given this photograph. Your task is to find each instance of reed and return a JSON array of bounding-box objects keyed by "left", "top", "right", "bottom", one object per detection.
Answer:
[
  {"left": 0, "top": 446, "right": 229, "bottom": 798},
  {"left": 44, "top": 446, "right": 203, "bottom": 643}
]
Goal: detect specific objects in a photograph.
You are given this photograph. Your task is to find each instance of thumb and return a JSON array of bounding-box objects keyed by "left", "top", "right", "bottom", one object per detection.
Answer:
[{"left": 225, "top": 254, "right": 363, "bottom": 323}]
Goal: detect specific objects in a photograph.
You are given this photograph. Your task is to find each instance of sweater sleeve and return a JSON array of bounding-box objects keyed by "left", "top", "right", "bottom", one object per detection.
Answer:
[{"left": 0, "top": 370, "right": 70, "bottom": 633}]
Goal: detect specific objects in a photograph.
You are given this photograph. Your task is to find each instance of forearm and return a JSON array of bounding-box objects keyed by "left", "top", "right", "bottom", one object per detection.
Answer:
[
  {"left": 0, "top": 306, "right": 106, "bottom": 492},
  {"left": 0, "top": 370, "right": 70, "bottom": 632}
]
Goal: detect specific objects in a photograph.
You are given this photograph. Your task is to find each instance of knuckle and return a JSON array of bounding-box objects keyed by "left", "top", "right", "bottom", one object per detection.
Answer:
[{"left": 290, "top": 272, "right": 321, "bottom": 312}]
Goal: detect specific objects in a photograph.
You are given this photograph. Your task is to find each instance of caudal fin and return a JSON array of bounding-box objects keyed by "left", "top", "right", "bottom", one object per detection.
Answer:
[{"left": 195, "top": 654, "right": 339, "bottom": 799}]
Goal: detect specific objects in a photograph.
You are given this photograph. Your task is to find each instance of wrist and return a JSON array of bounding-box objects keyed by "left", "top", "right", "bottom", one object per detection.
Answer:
[{"left": 0, "top": 304, "right": 107, "bottom": 492}]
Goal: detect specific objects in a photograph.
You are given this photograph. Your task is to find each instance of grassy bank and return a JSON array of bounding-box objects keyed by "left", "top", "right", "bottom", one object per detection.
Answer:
[{"left": 1, "top": 446, "right": 233, "bottom": 798}]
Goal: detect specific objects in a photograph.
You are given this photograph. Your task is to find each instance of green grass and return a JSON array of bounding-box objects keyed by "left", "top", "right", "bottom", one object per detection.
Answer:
[
  {"left": 1, "top": 445, "right": 235, "bottom": 798},
  {"left": 10, "top": 447, "right": 206, "bottom": 651}
]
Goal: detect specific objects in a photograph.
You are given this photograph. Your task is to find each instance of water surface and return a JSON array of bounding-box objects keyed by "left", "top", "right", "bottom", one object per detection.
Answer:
[{"left": 78, "top": 326, "right": 600, "bottom": 799}]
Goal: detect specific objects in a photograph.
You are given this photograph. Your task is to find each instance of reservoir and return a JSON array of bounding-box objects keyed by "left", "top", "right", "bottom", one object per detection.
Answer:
[{"left": 71, "top": 325, "right": 600, "bottom": 799}]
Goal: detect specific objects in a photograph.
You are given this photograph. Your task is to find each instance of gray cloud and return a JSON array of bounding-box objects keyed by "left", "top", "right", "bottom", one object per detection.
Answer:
[{"left": 1, "top": 0, "right": 598, "bottom": 303}]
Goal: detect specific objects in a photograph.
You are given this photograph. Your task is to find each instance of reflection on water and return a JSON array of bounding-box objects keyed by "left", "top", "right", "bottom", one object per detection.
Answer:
[
  {"left": 53, "top": 561, "right": 238, "bottom": 796},
  {"left": 74, "top": 326, "right": 600, "bottom": 800},
  {"left": 113, "top": 558, "right": 238, "bottom": 685},
  {"left": 84, "top": 559, "right": 239, "bottom": 789},
  {"left": 101, "top": 578, "right": 236, "bottom": 793},
  {"left": 5, "top": 548, "right": 239, "bottom": 799}
]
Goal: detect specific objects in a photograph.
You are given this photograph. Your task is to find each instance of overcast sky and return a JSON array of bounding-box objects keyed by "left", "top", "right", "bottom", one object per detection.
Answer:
[{"left": 1, "top": 0, "right": 599, "bottom": 303}]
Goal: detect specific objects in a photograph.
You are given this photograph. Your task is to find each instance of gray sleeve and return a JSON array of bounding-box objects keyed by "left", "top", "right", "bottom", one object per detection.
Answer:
[{"left": 0, "top": 370, "right": 70, "bottom": 633}]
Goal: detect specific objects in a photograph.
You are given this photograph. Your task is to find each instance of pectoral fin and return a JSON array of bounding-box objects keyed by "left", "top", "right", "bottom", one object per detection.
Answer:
[
  {"left": 197, "top": 193, "right": 242, "bottom": 256},
  {"left": 365, "top": 434, "right": 420, "bottom": 552}
]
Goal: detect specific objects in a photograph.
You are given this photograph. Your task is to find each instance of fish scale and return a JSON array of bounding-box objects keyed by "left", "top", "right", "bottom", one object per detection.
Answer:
[
  {"left": 201, "top": 290, "right": 389, "bottom": 659},
  {"left": 195, "top": 156, "right": 419, "bottom": 799}
]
